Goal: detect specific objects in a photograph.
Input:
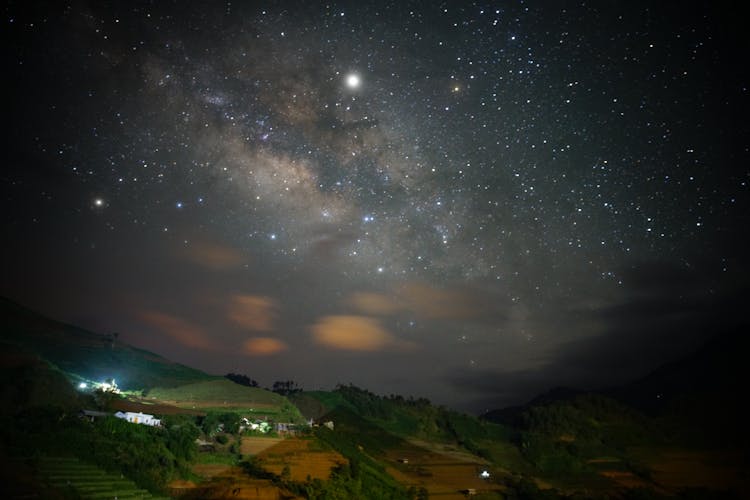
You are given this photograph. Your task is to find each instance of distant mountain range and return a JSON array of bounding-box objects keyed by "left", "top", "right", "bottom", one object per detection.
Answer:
[{"left": 482, "top": 326, "right": 747, "bottom": 445}]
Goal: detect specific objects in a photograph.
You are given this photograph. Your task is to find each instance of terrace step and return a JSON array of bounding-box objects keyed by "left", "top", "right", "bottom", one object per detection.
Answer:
[{"left": 38, "top": 456, "right": 160, "bottom": 500}]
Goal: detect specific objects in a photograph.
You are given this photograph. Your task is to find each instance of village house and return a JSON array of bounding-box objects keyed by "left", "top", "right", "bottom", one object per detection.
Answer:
[{"left": 114, "top": 411, "right": 161, "bottom": 427}]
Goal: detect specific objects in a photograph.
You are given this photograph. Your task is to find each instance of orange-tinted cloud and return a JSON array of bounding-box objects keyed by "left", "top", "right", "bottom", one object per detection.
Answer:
[
  {"left": 347, "top": 292, "right": 401, "bottom": 316},
  {"left": 347, "top": 283, "right": 483, "bottom": 321},
  {"left": 310, "top": 315, "right": 415, "bottom": 351},
  {"left": 182, "top": 241, "right": 245, "bottom": 270},
  {"left": 243, "top": 337, "right": 288, "bottom": 356},
  {"left": 228, "top": 295, "right": 277, "bottom": 331},
  {"left": 396, "top": 282, "right": 481, "bottom": 320},
  {"left": 139, "top": 311, "right": 215, "bottom": 350}
]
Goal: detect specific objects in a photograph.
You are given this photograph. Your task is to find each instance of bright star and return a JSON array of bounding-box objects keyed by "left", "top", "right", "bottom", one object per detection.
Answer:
[
  {"left": 346, "top": 74, "right": 360, "bottom": 89},
  {"left": 93, "top": 198, "right": 104, "bottom": 207}
]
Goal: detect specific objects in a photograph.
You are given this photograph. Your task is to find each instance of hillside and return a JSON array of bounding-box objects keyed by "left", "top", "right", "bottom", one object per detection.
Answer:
[
  {"left": 0, "top": 297, "right": 215, "bottom": 390},
  {"left": 2, "top": 297, "right": 747, "bottom": 499},
  {"left": 146, "top": 379, "right": 304, "bottom": 423},
  {"left": 607, "top": 328, "right": 746, "bottom": 409},
  {"left": 0, "top": 342, "right": 81, "bottom": 413}
]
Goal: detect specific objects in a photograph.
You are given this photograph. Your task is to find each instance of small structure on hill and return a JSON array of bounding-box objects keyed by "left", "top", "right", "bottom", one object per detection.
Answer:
[
  {"left": 195, "top": 438, "right": 215, "bottom": 452},
  {"left": 114, "top": 411, "right": 161, "bottom": 427},
  {"left": 275, "top": 422, "right": 296, "bottom": 434},
  {"left": 79, "top": 409, "right": 109, "bottom": 422}
]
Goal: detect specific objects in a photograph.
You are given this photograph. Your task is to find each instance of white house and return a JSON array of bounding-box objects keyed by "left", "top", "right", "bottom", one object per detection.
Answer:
[{"left": 114, "top": 411, "right": 161, "bottom": 427}]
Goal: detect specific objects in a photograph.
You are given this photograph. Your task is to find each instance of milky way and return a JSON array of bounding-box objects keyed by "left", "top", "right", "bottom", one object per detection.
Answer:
[{"left": 4, "top": 2, "right": 749, "bottom": 411}]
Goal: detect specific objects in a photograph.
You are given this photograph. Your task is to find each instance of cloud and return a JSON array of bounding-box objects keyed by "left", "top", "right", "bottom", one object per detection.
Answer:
[
  {"left": 310, "top": 315, "right": 416, "bottom": 352},
  {"left": 243, "top": 337, "right": 288, "bottom": 356},
  {"left": 346, "top": 282, "right": 497, "bottom": 322},
  {"left": 228, "top": 295, "right": 277, "bottom": 331},
  {"left": 347, "top": 292, "right": 401, "bottom": 316},
  {"left": 446, "top": 260, "right": 750, "bottom": 411},
  {"left": 181, "top": 241, "right": 246, "bottom": 270},
  {"left": 138, "top": 310, "right": 216, "bottom": 350},
  {"left": 396, "top": 282, "right": 483, "bottom": 320}
]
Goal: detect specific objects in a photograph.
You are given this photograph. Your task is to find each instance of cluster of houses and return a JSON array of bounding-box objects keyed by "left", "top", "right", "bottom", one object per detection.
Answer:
[
  {"left": 81, "top": 410, "right": 334, "bottom": 436},
  {"left": 239, "top": 418, "right": 333, "bottom": 434},
  {"left": 240, "top": 417, "right": 272, "bottom": 434}
]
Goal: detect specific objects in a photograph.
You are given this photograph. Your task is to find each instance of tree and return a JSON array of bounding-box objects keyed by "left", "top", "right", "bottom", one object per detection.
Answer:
[
  {"left": 271, "top": 380, "right": 301, "bottom": 396},
  {"left": 225, "top": 373, "right": 259, "bottom": 387}
]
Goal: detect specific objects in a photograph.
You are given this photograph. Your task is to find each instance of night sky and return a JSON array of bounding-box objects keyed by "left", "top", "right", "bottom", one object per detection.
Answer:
[{"left": 4, "top": 1, "right": 749, "bottom": 413}]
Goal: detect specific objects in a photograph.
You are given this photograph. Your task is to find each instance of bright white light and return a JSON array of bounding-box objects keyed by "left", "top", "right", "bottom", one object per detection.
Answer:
[
  {"left": 480, "top": 470, "right": 490, "bottom": 478},
  {"left": 346, "top": 74, "right": 361, "bottom": 89},
  {"left": 79, "top": 382, "right": 87, "bottom": 389},
  {"left": 93, "top": 198, "right": 104, "bottom": 207}
]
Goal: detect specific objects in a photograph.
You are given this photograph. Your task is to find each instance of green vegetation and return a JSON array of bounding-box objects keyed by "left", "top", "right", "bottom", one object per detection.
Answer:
[
  {"left": 516, "top": 394, "right": 656, "bottom": 477},
  {"left": 302, "top": 385, "right": 513, "bottom": 459}
]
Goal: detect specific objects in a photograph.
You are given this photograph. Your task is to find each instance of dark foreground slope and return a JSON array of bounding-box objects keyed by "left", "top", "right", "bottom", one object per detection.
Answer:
[{"left": 0, "top": 297, "right": 214, "bottom": 390}]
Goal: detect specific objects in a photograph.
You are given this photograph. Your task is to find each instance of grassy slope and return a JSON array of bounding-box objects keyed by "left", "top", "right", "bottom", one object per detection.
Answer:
[
  {"left": 295, "top": 387, "right": 527, "bottom": 470},
  {"left": 0, "top": 297, "right": 214, "bottom": 390},
  {"left": 148, "top": 379, "right": 304, "bottom": 422}
]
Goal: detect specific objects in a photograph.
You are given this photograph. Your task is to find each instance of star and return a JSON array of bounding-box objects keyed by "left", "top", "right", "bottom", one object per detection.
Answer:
[{"left": 345, "top": 73, "right": 361, "bottom": 89}]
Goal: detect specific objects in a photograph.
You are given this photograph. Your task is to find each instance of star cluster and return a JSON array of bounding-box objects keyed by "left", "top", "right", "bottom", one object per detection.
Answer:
[{"left": 3, "top": 2, "right": 748, "bottom": 411}]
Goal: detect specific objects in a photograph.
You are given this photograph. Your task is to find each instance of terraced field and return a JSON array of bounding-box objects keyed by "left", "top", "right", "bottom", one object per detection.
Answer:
[
  {"left": 240, "top": 436, "right": 284, "bottom": 455},
  {"left": 256, "top": 437, "right": 347, "bottom": 481},
  {"left": 38, "top": 456, "right": 169, "bottom": 499},
  {"left": 174, "top": 463, "right": 290, "bottom": 499},
  {"left": 382, "top": 442, "right": 503, "bottom": 499}
]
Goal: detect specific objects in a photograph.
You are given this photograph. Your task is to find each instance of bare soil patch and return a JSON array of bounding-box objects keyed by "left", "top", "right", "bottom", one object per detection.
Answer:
[
  {"left": 632, "top": 448, "right": 748, "bottom": 496},
  {"left": 110, "top": 398, "right": 204, "bottom": 416},
  {"left": 256, "top": 437, "right": 347, "bottom": 482},
  {"left": 241, "top": 437, "right": 284, "bottom": 455},
  {"left": 173, "top": 464, "right": 296, "bottom": 500}
]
